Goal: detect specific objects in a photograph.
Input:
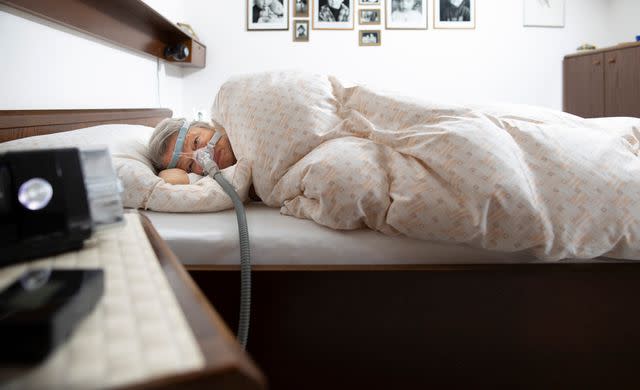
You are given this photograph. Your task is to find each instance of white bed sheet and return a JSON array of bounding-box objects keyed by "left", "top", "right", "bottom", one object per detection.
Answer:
[{"left": 142, "top": 203, "right": 545, "bottom": 266}]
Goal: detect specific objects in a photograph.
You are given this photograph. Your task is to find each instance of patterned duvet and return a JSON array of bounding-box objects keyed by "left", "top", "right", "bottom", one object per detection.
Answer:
[{"left": 211, "top": 71, "right": 640, "bottom": 260}]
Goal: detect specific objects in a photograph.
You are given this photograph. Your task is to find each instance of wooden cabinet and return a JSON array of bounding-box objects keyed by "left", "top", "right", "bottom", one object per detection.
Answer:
[
  {"left": 563, "top": 53, "right": 604, "bottom": 118},
  {"left": 564, "top": 43, "right": 640, "bottom": 118},
  {"left": 604, "top": 47, "right": 640, "bottom": 117}
]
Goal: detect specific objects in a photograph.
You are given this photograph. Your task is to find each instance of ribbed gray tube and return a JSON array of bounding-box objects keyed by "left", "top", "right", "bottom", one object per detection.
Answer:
[{"left": 213, "top": 172, "right": 251, "bottom": 349}]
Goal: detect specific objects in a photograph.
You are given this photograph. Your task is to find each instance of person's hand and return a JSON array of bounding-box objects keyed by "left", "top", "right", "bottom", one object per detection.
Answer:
[{"left": 158, "top": 168, "right": 189, "bottom": 185}]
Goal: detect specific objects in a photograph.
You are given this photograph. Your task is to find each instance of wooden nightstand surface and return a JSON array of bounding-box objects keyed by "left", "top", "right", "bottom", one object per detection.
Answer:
[{"left": 0, "top": 213, "right": 265, "bottom": 390}]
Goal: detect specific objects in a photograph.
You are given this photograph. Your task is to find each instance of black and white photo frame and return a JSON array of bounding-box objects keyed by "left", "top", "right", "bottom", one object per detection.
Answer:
[
  {"left": 313, "top": 0, "right": 355, "bottom": 30},
  {"left": 386, "top": 0, "right": 428, "bottom": 30},
  {"left": 359, "top": 8, "right": 381, "bottom": 25},
  {"left": 359, "top": 30, "right": 381, "bottom": 46},
  {"left": 294, "top": 0, "right": 310, "bottom": 17},
  {"left": 434, "top": 0, "right": 475, "bottom": 29},
  {"left": 293, "top": 20, "right": 310, "bottom": 41},
  {"left": 247, "top": 0, "right": 289, "bottom": 31}
]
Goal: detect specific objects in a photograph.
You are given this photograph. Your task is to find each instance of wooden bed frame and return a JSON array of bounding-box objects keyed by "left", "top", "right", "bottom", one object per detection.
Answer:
[
  {"left": 0, "top": 109, "right": 171, "bottom": 142},
  {"left": 2, "top": 109, "right": 640, "bottom": 389}
]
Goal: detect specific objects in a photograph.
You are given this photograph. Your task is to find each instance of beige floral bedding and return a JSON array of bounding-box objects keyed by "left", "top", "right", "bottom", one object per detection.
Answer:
[{"left": 212, "top": 71, "right": 640, "bottom": 260}]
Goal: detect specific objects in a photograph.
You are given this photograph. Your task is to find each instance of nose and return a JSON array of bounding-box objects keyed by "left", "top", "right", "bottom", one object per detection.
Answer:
[
  {"left": 192, "top": 164, "right": 204, "bottom": 175},
  {"left": 181, "top": 151, "right": 205, "bottom": 175}
]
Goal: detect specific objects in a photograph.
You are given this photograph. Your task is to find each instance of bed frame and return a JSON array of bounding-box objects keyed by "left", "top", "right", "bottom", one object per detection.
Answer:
[
  {"left": 0, "top": 109, "right": 171, "bottom": 142},
  {"left": 2, "top": 109, "right": 640, "bottom": 389}
]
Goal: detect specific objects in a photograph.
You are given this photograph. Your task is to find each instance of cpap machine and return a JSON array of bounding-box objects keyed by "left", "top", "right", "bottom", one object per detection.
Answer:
[{"left": 0, "top": 148, "right": 124, "bottom": 264}]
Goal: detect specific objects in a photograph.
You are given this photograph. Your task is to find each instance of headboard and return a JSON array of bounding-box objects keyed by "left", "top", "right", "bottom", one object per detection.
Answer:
[{"left": 0, "top": 108, "right": 172, "bottom": 143}]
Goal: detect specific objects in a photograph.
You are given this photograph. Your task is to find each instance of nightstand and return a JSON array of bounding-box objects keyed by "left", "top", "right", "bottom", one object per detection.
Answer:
[{"left": 0, "top": 213, "right": 266, "bottom": 389}]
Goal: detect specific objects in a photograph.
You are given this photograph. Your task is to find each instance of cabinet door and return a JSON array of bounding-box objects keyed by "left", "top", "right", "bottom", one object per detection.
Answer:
[
  {"left": 563, "top": 53, "right": 604, "bottom": 118},
  {"left": 605, "top": 47, "right": 640, "bottom": 117}
]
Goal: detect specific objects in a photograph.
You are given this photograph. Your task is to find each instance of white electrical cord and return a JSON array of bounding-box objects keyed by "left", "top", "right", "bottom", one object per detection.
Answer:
[{"left": 156, "top": 58, "right": 162, "bottom": 107}]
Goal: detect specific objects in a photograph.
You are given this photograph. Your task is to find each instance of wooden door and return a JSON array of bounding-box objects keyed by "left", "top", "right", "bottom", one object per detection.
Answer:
[
  {"left": 563, "top": 53, "right": 604, "bottom": 118},
  {"left": 605, "top": 47, "right": 640, "bottom": 117}
]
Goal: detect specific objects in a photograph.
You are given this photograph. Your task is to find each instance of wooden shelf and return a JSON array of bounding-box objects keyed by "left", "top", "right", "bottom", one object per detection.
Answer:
[{"left": 0, "top": 0, "right": 206, "bottom": 68}]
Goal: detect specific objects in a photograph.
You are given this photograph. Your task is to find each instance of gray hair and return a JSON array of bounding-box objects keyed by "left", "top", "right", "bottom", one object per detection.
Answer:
[{"left": 148, "top": 118, "right": 213, "bottom": 171}]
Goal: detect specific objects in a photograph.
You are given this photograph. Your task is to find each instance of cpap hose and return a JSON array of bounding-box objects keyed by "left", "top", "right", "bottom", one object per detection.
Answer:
[
  {"left": 213, "top": 172, "right": 251, "bottom": 350},
  {"left": 195, "top": 147, "right": 251, "bottom": 350}
]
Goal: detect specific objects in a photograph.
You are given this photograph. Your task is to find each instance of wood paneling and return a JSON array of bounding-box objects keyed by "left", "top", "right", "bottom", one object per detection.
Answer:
[
  {"left": 563, "top": 53, "right": 604, "bottom": 118},
  {"left": 189, "top": 41, "right": 207, "bottom": 69},
  {"left": 605, "top": 47, "right": 640, "bottom": 117},
  {"left": 191, "top": 266, "right": 640, "bottom": 389},
  {"left": 0, "top": 0, "right": 206, "bottom": 68},
  {"left": 0, "top": 109, "right": 172, "bottom": 142}
]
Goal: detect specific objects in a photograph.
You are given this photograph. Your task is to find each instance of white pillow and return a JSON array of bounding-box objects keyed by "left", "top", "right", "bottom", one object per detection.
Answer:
[
  {"left": 0, "top": 124, "right": 251, "bottom": 212},
  {"left": 0, "top": 124, "right": 153, "bottom": 166}
]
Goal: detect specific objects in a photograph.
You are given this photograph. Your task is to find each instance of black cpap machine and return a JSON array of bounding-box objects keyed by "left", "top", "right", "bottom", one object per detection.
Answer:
[{"left": 0, "top": 147, "right": 124, "bottom": 266}]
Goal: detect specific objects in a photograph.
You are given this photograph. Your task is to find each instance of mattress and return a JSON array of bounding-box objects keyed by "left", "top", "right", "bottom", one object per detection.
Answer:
[{"left": 143, "top": 202, "right": 544, "bottom": 267}]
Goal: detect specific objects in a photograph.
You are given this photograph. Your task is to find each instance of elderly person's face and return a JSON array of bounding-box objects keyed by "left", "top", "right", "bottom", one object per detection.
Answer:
[
  {"left": 160, "top": 126, "right": 237, "bottom": 174},
  {"left": 255, "top": 0, "right": 268, "bottom": 9},
  {"left": 327, "top": 0, "right": 344, "bottom": 9},
  {"left": 449, "top": 0, "right": 464, "bottom": 6}
]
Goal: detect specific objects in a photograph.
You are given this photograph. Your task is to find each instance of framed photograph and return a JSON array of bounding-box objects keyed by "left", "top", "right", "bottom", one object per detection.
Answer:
[
  {"left": 247, "top": 0, "right": 289, "bottom": 31},
  {"left": 386, "top": 0, "right": 427, "bottom": 30},
  {"left": 434, "top": 0, "right": 475, "bottom": 29},
  {"left": 313, "top": 0, "right": 354, "bottom": 30},
  {"left": 293, "top": 20, "right": 310, "bottom": 41},
  {"left": 359, "top": 9, "right": 381, "bottom": 25},
  {"left": 359, "top": 30, "right": 381, "bottom": 46},
  {"left": 294, "top": 0, "right": 310, "bottom": 17},
  {"left": 359, "top": 0, "right": 381, "bottom": 4},
  {"left": 523, "top": 0, "right": 565, "bottom": 28}
]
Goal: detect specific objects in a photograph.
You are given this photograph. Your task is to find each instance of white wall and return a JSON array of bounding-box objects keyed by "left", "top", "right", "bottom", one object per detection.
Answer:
[
  {"left": 180, "top": 0, "right": 619, "bottom": 116},
  {"left": 608, "top": 0, "right": 640, "bottom": 45},
  {"left": 1, "top": 1, "right": 636, "bottom": 117},
  {"left": 142, "top": 0, "right": 186, "bottom": 117},
  {"left": 0, "top": 0, "right": 185, "bottom": 116}
]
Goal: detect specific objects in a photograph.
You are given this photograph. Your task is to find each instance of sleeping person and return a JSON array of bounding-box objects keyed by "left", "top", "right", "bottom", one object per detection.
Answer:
[{"left": 148, "top": 71, "right": 640, "bottom": 261}]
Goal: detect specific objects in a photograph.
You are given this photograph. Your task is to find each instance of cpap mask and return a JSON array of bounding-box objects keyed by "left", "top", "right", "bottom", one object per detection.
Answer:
[
  {"left": 167, "top": 120, "right": 223, "bottom": 175},
  {"left": 194, "top": 131, "right": 223, "bottom": 175}
]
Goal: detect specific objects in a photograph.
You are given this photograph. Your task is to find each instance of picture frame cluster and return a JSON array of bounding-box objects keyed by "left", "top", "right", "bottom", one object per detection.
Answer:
[
  {"left": 246, "top": 1, "right": 477, "bottom": 46},
  {"left": 358, "top": 0, "right": 381, "bottom": 46},
  {"left": 294, "top": 0, "right": 310, "bottom": 42}
]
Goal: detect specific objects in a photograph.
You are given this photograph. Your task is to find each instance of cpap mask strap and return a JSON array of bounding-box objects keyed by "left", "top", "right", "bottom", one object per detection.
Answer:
[
  {"left": 167, "top": 120, "right": 189, "bottom": 169},
  {"left": 207, "top": 131, "right": 223, "bottom": 151}
]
